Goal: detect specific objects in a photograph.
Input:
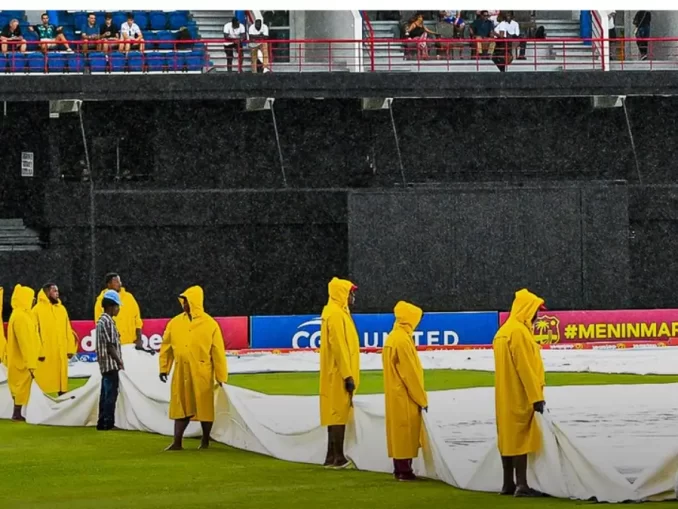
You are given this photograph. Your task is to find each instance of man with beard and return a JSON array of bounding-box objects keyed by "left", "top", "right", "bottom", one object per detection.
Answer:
[{"left": 33, "top": 283, "right": 77, "bottom": 396}]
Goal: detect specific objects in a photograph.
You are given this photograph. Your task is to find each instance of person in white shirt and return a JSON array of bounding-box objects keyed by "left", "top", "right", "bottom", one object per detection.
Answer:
[
  {"left": 496, "top": 11, "right": 520, "bottom": 59},
  {"left": 608, "top": 11, "right": 617, "bottom": 60},
  {"left": 121, "top": 12, "right": 144, "bottom": 53},
  {"left": 223, "top": 17, "right": 246, "bottom": 72},
  {"left": 248, "top": 19, "right": 270, "bottom": 73}
]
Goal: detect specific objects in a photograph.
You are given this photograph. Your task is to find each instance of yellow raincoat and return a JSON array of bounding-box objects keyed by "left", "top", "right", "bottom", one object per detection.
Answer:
[
  {"left": 33, "top": 290, "right": 77, "bottom": 394},
  {"left": 319, "top": 277, "right": 361, "bottom": 426},
  {"left": 94, "top": 288, "right": 142, "bottom": 344},
  {"left": 0, "top": 287, "right": 6, "bottom": 364},
  {"left": 383, "top": 301, "right": 428, "bottom": 459},
  {"left": 7, "top": 285, "right": 40, "bottom": 406},
  {"left": 493, "top": 289, "right": 546, "bottom": 457},
  {"left": 159, "top": 286, "right": 228, "bottom": 422}
]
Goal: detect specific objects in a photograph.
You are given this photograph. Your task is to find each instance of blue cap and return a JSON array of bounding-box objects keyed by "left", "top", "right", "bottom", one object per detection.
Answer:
[{"left": 103, "top": 290, "right": 122, "bottom": 306}]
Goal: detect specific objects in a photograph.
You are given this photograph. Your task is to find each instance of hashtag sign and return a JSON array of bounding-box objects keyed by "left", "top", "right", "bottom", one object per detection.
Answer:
[{"left": 564, "top": 324, "right": 577, "bottom": 339}]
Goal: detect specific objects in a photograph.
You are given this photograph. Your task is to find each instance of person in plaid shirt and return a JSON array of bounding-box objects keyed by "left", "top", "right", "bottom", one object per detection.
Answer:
[{"left": 96, "top": 290, "right": 125, "bottom": 431}]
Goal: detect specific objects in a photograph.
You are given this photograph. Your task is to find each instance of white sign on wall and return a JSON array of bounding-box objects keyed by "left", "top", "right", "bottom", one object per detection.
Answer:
[{"left": 21, "top": 152, "right": 34, "bottom": 177}]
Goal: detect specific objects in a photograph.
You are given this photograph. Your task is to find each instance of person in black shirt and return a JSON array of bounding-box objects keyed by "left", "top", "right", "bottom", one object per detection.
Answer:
[
  {"left": 633, "top": 11, "right": 651, "bottom": 60},
  {"left": 1, "top": 19, "right": 26, "bottom": 53},
  {"left": 99, "top": 13, "right": 121, "bottom": 53},
  {"left": 471, "top": 10, "right": 495, "bottom": 58}
]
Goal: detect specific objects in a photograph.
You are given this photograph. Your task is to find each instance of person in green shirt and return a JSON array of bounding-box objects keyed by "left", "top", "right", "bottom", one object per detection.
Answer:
[{"left": 28, "top": 12, "right": 73, "bottom": 54}]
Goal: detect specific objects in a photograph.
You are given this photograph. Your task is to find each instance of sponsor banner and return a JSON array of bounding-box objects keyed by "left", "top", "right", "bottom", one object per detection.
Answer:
[
  {"left": 498, "top": 309, "right": 678, "bottom": 345},
  {"left": 72, "top": 317, "right": 249, "bottom": 358},
  {"left": 249, "top": 312, "right": 498, "bottom": 349}
]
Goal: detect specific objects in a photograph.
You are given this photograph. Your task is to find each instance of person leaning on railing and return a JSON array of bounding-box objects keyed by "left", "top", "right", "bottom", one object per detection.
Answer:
[{"left": 0, "top": 18, "right": 26, "bottom": 54}]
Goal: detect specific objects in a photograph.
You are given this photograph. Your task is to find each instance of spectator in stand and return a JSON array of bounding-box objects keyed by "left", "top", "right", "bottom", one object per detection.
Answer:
[
  {"left": 176, "top": 26, "right": 193, "bottom": 50},
  {"left": 436, "top": 11, "right": 465, "bottom": 60},
  {"left": 99, "top": 13, "right": 121, "bottom": 53},
  {"left": 499, "top": 11, "right": 520, "bottom": 60},
  {"left": 633, "top": 11, "right": 651, "bottom": 61},
  {"left": 0, "top": 18, "right": 27, "bottom": 54},
  {"left": 223, "top": 17, "right": 246, "bottom": 72},
  {"left": 80, "top": 12, "right": 100, "bottom": 54},
  {"left": 121, "top": 13, "right": 145, "bottom": 54},
  {"left": 248, "top": 18, "right": 270, "bottom": 73},
  {"left": 28, "top": 12, "right": 73, "bottom": 54},
  {"left": 470, "top": 10, "right": 495, "bottom": 58},
  {"left": 608, "top": 11, "right": 617, "bottom": 61},
  {"left": 492, "top": 12, "right": 513, "bottom": 72},
  {"left": 404, "top": 13, "right": 438, "bottom": 61}
]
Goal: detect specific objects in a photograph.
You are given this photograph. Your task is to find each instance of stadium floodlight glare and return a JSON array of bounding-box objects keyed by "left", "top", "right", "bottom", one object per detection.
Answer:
[
  {"left": 361, "top": 97, "right": 393, "bottom": 111},
  {"left": 245, "top": 97, "right": 274, "bottom": 111},
  {"left": 591, "top": 95, "right": 626, "bottom": 109},
  {"left": 49, "top": 99, "right": 83, "bottom": 118}
]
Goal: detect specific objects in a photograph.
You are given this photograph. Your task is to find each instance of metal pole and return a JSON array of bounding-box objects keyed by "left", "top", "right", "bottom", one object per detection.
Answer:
[
  {"left": 388, "top": 101, "right": 406, "bottom": 186},
  {"left": 77, "top": 102, "right": 96, "bottom": 302},
  {"left": 270, "top": 103, "right": 288, "bottom": 187}
]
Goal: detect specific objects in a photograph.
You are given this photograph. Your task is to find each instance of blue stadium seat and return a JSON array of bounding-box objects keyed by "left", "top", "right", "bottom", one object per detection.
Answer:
[
  {"left": 6, "top": 53, "right": 25, "bottom": 73},
  {"left": 144, "top": 32, "right": 157, "bottom": 50},
  {"left": 187, "top": 25, "right": 199, "bottom": 40},
  {"left": 156, "top": 31, "right": 174, "bottom": 50},
  {"left": 112, "top": 12, "right": 127, "bottom": 28},
  {"left": 73, "top": 12, "right": 88, "bottom": 29},
  {"left": 149, "top": 11, "right": 167, "bottom": 31},
  {"left": 184, "top": 50, "right": 204, "bottom": 71},
  {"left": 168, "top": 51, "right": 184, "bottom": 72},
  {"left": 26, "top": 52, "right": 45, "bottom": 73},
  {"left": 169, "top": 12, "right": 189, "bottom": 30},
  {"left": 24, "top": 31, "right": 39, "bottom": 51},
  {"left": 0, "top": 11, "right": 25, "bottom": 20},
  {"left": 88, "top": 51, "right": 107, "bottom": 72},
  {"left": 95, "top": 12, "right": 106, "bottom": 26},
  {"left": 47, "top": 52, "right": 67, "bottom": 73},
  {"left": 0, "top": 16, "right": 10, "bottom": 29},
  {"left": 109, "top": 51, "right": 126, "bottom": 72},
  {"left": 127, "top": 51, "right": 144, "bottom": 72},
  {"left": 133, "top": 12, "right": 149, "bottom": 31},
  {"left": 147, "top": 52, "right": 166, "bottom": 72},
  {"left": 67, "top": 53, "right": 85, "bottom": 73},
  {"left": 0, "top": 54, "right": 7, "bottom": 73}
]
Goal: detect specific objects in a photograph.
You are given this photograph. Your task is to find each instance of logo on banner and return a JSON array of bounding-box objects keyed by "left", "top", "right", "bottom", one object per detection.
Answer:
[
  {"left": 292, "top": 317, "right": 322, "bottom": 349},
  {"left": 533, "top": 315, "right": 560, "bottom": 345}
]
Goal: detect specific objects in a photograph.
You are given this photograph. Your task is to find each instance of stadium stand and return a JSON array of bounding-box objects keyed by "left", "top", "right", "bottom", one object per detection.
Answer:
[{"left": 0, "top": 10, "right": 208, "bottom": 73}]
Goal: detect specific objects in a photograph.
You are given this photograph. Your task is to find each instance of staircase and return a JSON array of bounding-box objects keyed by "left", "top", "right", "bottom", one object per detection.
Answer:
[
  {"left": 0, "top": 219, "right": 42, "bottom": 252},
  {"left": 192, "top": 10, "right": 254, "bottom": 72},
  {"left": 536, "top": 17, "right": 595, "bottom": 64}
]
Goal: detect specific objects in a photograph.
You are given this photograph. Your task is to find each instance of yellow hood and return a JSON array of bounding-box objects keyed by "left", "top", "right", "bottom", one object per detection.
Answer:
[
  {"left": 321, "top": 277, "right": 355, "bottom": 319},
  {"left": 37, "top": 289, "right": 60, "bottom": 306},
  {"left": 11, "top": 284, "right": 35, "bottom": 312},
  {"left": 508, "top": 289, "right": 545, "bottom": 328},
  {"left": 393, "top": 301, "right": 423, "bottom": 335},
  {"left": 179, "top": 286, "right": 205, "bottom": 318}
]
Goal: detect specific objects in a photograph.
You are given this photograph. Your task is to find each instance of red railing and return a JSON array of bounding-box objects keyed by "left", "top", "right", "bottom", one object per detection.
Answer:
[
  {"left": 360, "top": 10, "right": 376, "bottom": 72},
  {"left": 1, "top": 37, "right": 678, "bottom": 74}
]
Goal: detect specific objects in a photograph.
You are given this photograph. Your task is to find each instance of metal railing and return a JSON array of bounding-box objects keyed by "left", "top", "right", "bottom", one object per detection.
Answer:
[{"left": 1, "top": 37, "right": 678, "bottom": 74}]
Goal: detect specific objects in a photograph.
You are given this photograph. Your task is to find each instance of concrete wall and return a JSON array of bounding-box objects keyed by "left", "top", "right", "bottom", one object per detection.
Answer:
[
  {"left": 622, "top": 10, "right": 678, "bottom": 60},
  {"left": 289, "top": 10, "right": 362, "bottom": 71}
]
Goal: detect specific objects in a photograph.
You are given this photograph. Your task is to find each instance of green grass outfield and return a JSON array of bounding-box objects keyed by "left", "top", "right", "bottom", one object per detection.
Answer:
[{"left": 3, "top": 369, "right": 678, "bottom": 509}]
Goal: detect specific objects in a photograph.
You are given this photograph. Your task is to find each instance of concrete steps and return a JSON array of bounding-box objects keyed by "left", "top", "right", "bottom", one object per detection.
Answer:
[{"left": 0, "top": 218, "right": 42, "bottom": 252}]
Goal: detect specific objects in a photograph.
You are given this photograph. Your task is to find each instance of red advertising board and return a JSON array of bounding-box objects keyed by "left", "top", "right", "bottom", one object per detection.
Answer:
[
  {"left": 498, "top": 309, "right": 678, "bottom": 345},
  {"left": 71, "top": 316, "right": 249, "bottom": 352}
]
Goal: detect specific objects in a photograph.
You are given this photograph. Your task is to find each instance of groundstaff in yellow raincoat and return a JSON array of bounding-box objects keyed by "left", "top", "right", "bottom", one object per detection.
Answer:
[
  {"left": 7, "top": 284, "right": 41, "bottom": 421},
  {"left": 382, "top": 301, "right": 428, "bottom": 481},
  {"left": 0, "top": 286, "right": 6, "bottom": 365},
  {"left": 33, "top": 284, "right": 77, "bottom": 395},
  {"left": 493, "top": 288, "right": 547, "bottom": 498},
  {"left": 94, "top": 273, "right": 145, "bottom": 350},
  {"left": 159, "top": 286, "right": 228, "bottom": 451},
  {"left": 319, "top": 277, "right": 360, "bottom": 469}
]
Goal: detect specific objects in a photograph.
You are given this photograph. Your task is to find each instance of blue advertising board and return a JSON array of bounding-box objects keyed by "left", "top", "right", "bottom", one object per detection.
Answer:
[{"left": 250, "top": 312, "right": 499, "bottom": 349}]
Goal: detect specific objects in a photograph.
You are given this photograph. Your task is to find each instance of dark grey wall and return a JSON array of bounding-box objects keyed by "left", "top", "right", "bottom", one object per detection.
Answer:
[
  {"left": 348, "top": 184, "right": 629, "bottom": 312},
  {"left": 3, "top": 97, "right": 678, "bottom": 319}
]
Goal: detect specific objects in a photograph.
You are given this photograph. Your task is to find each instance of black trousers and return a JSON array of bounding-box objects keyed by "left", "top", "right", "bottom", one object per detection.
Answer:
[{"left": 97, "top": 370, "right": 120, "bottom": 430}]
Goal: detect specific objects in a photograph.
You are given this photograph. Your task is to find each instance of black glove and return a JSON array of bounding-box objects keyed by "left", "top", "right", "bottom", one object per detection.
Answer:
[
  {"left": 533, "top": 401, "right": 545, "bottom": 414},
  {"left": 159, "top": 373, "right": 168, "bottom": 383},
  {"left": 344, "top": 376, "right": 355, "bottom": 394}
]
